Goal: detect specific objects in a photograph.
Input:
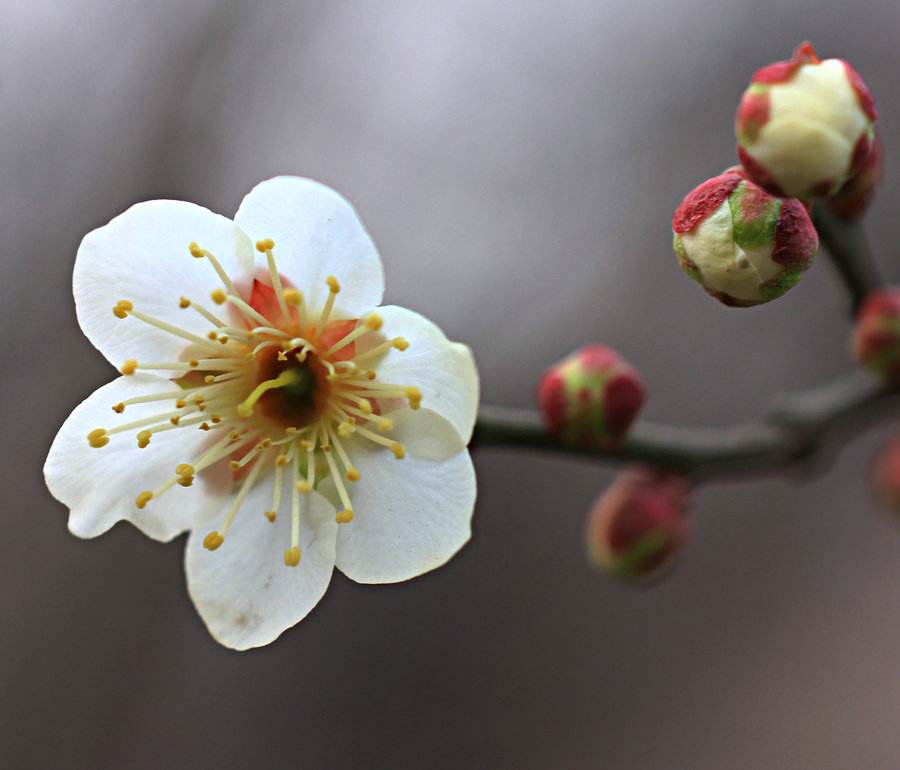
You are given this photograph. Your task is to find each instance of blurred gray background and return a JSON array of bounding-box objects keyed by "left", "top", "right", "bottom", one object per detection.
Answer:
[{"left": 4, "top": 1, "right": 900, "bottom": 768}]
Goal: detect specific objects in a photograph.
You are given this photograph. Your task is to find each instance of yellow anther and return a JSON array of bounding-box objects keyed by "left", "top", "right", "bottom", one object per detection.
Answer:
[
  {"left": 179, "top": 297, "right": 191, "bottom": 309},
  {"left": 219, "top": 336, "right": 229, "bottom": 345},
  {"left": 365, "top": 370, "right": 377, "bottom": 381},
  {"left": 112, "top": 403, "right": 125, "bottom": 414},
  {"left": 211, "top": 415, "right": 221, "bottom": 424},
  {"left": 120, "top": 359, "right": 138, "bottom": 376},
  {"left": 390, "top": 442, "right": 406, "bottom": 460},
  {"left": 200, "top": 422, "right": 211, "bottom": 431},
  {"left": 392, "top": 337, "right": 410, "bottom": 351},
  {"left": 296, "top": 480, "right": 311, "bottom": 493},
  {"left": 229, "top": 460, "right": 240, "bottom": 470},
  {"left": 299, "top": 439, "right": 313, "bottom": 451},
  {"left": 326, "top": 275, "right": 341, "bottom": 293},
  {"left": 255, "top": 238, "right": 275, "bottom": 252},
  {"left": 336, "top": 509, "right": 354, "bottom": 524},
  {"left": 87, "top": 428, "right": 109, "bottom": 448},
  {"left": 283, "top": 288, "right": 303, "bottom": 306},
  {"left": 207, "top": 331, "right": 218, "bottom": 340},
  {"left": 175, "top": 399, "right": 187, "bottom": 409},
  {"left": 346, "top": 467, "right": 360, "bottom": 482},
  {"left": 405, "top": 386, "right": 422, "bottom": 410},
  {"left": 358, "top": 399, "right": 373, "bottom": 415},
  {"left": 264, "top": 510, "right": 277, "bottom": 523},
  {"left": 210, "top": 288, "right": 226, "bottom": 305},
  {"left": 338, "top": 422, "right": 355, "bottom": 438},
  {"left": 112, "top": 300, "right": 133, "bottom": 319},
  {"left": 204, "top": 375, "right": 216, "bottom": 384},
  {"left": 136, "top": 430, "right": 152, "bottom": 448},
  {"left": 135, "top": 491, "right": 153, "bottom": 509},
  {"left": 203, "top": 531, "right": 224, "bottom": 550},
  {"left": 188, "top": 242, "right": 204, "bottom": 258},
  {"left": 365, "top": 314, "right": 383, "bottom": 331},
  {"left": 188, "top": 359, "right": 199, "bottom": 368},
  {"left": 276, "top": 453, "right": 288, "bottom": 466},
  {"left": 176, "top": 463, "right": 195, "bottom": 477},
  {"left": 377, "top": 418, "right": 393, "bottom": 432},
  {"left": 277, "top": 350, "right": 288, "bottom": 361},
  {"left": 284, "top": 546, "right": 302, "bottom": 567},
  {"left": 177, "top": 476, "right": 194, "bottom": 487}
]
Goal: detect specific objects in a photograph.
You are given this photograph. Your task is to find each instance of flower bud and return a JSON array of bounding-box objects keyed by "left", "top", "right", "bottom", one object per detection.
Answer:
[
  {"left": 672, "top": 167, "right": 818, "bottom": 307},
  {"left": 537, "top": 345, "right": 645, "bottom": 446},
  {"left": 735, "top": 42, "right": 877, "bottom": 200},
  {"left": 872, "top": 437, "right": 900, "bottom": 513},
  {"left": 853, "top": 289, "right": 900, "bottom": 381},
  {"left": 827, "top": 132, "right": 884, "bottom": 221},
  {"left": 586, "top": 468, "right": 689, "bottom": 581}
]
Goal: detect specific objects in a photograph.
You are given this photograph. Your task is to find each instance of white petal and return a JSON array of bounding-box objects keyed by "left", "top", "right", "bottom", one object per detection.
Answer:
[
  {"left": 234, "top": 177, "right": 384, "bottom": 316},
  {"left": 334, "top": 442, "right": 477, "bottom": 584},
  {"left": 44, "top": 375, "right": 233, "bottom": 542},
  {"left": 74, "top": 200, "right": 255, "bottom": 371},
  {"left": 185, "top": 480, "right": 338, "bottom": 650},
  {"left": 373, "top": 305, "right": 479, "bottom": 445}
]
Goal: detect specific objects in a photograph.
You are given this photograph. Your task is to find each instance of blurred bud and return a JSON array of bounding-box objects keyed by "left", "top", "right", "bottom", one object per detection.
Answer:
[
  {"left": 853, "top": 289, "right": 900, "bottom": 381},
  {"left": 537, "top": 345, "right": 645, "bottom": 446},
  {"left": 827, "top": 132, "right": 884, "bottom": 221},
  {"left": 672, "top": 167, "right": 818, "bottom": 307},
  {"left": 586, "top": 468, "right": 690, "bottom": 581},
  {"left": 872, "top": 437, "right": 900, "bottom": 513},
  {"left": 735, "top": 42, "right": 877, "bottom": 200}
]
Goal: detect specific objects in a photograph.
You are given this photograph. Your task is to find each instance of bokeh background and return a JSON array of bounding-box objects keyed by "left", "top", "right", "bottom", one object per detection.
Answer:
[{"left": 4, "top": 1, "right": 900, "bottom": 767}]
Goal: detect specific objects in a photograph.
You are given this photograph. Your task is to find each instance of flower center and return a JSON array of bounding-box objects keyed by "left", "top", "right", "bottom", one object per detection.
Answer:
[{"left": 89, "top": 238, "right": 423, "bottom": 569}]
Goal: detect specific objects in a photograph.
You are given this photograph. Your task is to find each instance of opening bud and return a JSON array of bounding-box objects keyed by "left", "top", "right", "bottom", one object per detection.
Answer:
[
  {"left": 537, "top": 345, "right": 645, "bottom": 447},
  {"left": 586, "top": 468, "right": 690, "bottom": 581},
  {"left": 735, "top": 42, "right": 877, "bottom": 200},
  {"left": 672, "top": 167, "right": 817, "bottom": 307},
  {"left": 853, "top": 289, "right": 900, "bottom": 382},
  {"left": 827, "top": 132, "right": 884, "bottom": 221}
]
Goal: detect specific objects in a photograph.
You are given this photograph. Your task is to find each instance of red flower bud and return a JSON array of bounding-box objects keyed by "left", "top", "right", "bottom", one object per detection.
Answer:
[
  {"left": 871, "top": 437, "right": 900, "bottom": 512},
  {"left": 586, "top": 468, "right": 690, "bottom": 581},
  {"left": 853, "top": 289, "right": 900, "bottom": 382},
  {"left": 537, "top": 345, "right": 645, "bottom": 446},
  {"left": 828, "top": 132, "right": 884, "bottom": 221},
  {"left": 672, "top": 168, "right": 818, "bottom": 307}
]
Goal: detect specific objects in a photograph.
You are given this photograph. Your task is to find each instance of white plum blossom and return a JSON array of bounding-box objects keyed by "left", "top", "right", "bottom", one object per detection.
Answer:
[{"left": 44, "top": 177, "right": 479, "bottom": 650}]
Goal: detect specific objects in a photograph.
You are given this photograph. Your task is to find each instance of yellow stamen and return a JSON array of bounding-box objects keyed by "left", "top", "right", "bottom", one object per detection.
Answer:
[
  {"left": 405, "top": 386, "right": 422, "bottom": 409},
  {"left": 317, "top": 275, "right": 340, "bottom": 330},
  {"left": 284, "top": 546, "right": 301, "bottom": 567},
  {"left": 87, "top": 428, "right": 108, "bottom": 448},
  {"left": 237, "top": 369, "right": 300, "bottom": 418},
  {"left": 211, "top": 288, "right": 227, "bottom": 305},
  {"left": 203, "top": 532, "right": 224, "bottom": 550},
  {"left": 336, "top": 510, "right": 354, "bottom": 524},
  {"left": 179, "top": 297, "right": 191, "bottom": 309},
  {"left": 135, "top": 490, "right": 153, "bottom": 509},
  {"left": 120, "top": 359, "right": 137, "bottom": 376},
  {"left": 112, "top": 300, "right": 133, "bottom": 319},
  {"left": 112, "top": 403, "right": 125, "bottom": 414}
]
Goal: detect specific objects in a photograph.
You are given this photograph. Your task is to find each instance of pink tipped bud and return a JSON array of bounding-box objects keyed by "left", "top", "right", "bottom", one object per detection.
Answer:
[
  {"left": 537, "top": 345, "right": 645, "bottom": 446},
  {"left": 586, "top": 468, "right": 690, "bottom": 581},
  {"left": 828, "top": 132, "right": 884, "bottom": 221},
  {"left": 853, "top": 289, "right": 900, "bottom": 382},
  {"left": 735, "top": 42, "right": 877, "bottom": 200},
  {"left": 872, "top": 438, "right": 900, "bottom": 513},
  {"left": 672, "top": 168, "right": 818, "bottom": 307}
]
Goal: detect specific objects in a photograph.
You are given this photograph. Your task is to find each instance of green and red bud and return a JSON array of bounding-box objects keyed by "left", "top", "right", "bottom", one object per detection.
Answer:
[
  {"left": 828, "top": 132, "right": 884, "bottom": 221},
  {"left": 736, "top": 42, "right": 877, "bottom": 200},
  {"left": 537, "top": 345, "right": 645, "bottom": 446},
  {"left": 586, "top": 468, "right": 690, "bottom": 581},
  {"left": 672, "top": 167, "right": 818, "bottom": 307},
  {"left": 853, "top": 289, "right": 900, "bottom": 382}
]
